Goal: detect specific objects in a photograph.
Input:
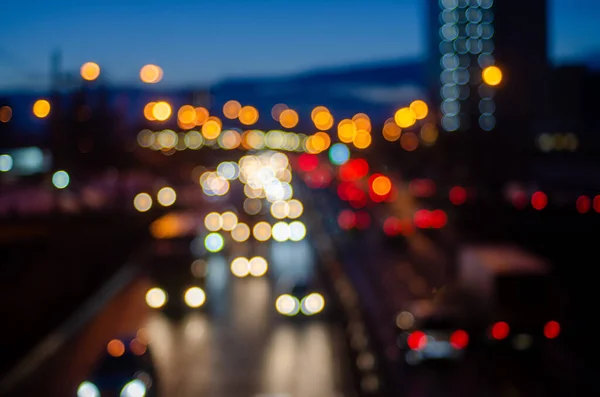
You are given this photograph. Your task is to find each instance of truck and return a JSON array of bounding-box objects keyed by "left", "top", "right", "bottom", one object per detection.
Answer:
[{"left": 455, "top": 245, "right": 562, "bottom": 348}]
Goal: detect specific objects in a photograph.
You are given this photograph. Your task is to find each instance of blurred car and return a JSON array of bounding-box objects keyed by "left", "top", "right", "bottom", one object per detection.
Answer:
[
  {"left": 396, "top": 300, "right": 470, "bottom": 366},
  {"left": 274, "top": 279, "right": 326, "bottom": 317},
  {"left": 144, "top": 239, "right": 208, "bottom": 311},
  {"left": 76, "top": 334, "right": 157, "bottom": 397}
]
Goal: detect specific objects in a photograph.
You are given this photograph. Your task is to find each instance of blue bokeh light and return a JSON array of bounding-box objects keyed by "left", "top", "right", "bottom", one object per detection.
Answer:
[{"left": 329, "top": 143, "right": 350, "bottom": 165}]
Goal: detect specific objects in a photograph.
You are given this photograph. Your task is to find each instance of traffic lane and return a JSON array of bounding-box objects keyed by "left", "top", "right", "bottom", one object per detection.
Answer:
[
  {"left": 306, "top": 188, "right": 580, "bottom": 396},
  {"left": 7, "top": 275, "right": 153, "bottom": 396},
  {"left": 146, "top": 241, "right": 353, "bottom": 397}
]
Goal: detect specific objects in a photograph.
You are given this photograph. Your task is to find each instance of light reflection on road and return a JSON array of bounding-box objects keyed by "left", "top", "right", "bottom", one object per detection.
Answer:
[{"left": 144, "top": 239, "right": 348, "bottom": 397}]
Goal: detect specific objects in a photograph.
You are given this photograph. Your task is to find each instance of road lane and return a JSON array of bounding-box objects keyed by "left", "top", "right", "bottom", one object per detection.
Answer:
[{"left": 6, "top": 234, "right": 354, "bottom": 397}]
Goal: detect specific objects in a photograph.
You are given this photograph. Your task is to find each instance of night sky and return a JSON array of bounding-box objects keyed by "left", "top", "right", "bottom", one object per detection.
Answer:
[{"left": 1, "top": 0, "right": 599, "bottom": 90}]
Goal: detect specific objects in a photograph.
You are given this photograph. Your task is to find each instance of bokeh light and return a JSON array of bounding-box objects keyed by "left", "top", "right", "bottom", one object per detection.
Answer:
[
  {"left": 223, "top": 100, "right": 242, "bottom": 119},
  {"left": 33, "top": 99, "right": 51, "bottom": 118},
  {"left": 184, "top": 287, "right": 206, "bottom": 308},
  {"left": 152, "top": 101, "right": 172, "bottom": 121},
  {"left": 249, "top": 256, "right": 268, "bottom": 277},
  {"left": 133, "top": 193, "right": 152, "bottom": 212},
  {"left": 279, "top": 109, "right": 299, "bottom": 129},
  {"left": 409, "top": 100, "right": 429, "bottom": 120},
  {"left": 204, "top": 233, "right": 225, "bottom": 252},
  {"left": 80, "top": 62, "right": 100, "bottom": 81},
  {"left": 394, "top": 107, "right": 416, "bottom": 128},
  {"left": 204, "top": 212, "right": 223, "bottom": 231},
  {"left": 145, "top": 287, "right": 167, "bottom": 308},
  {"left": 253, "top": 221, "right": 272, "bottom": 242},
  {"left": 52, "top": 170, "right": 70, "bottom": 189},
  {"left": 482, "top": 66, "right": 503, "bottom": 86},
  {"left": 239, "top": 106, "right": 259, "bottom": 125},
  {"left": 231, "top": 222, "right": 251, "bottom": 242},
  {"left": 157, "top": 187, "right": 176, "bottom": 206},
  {"left": 140, "top": 64, "right": 164, "bottom": 83},
  {"left": 231, "top": 257, "right": 250, "bottom": 277}
]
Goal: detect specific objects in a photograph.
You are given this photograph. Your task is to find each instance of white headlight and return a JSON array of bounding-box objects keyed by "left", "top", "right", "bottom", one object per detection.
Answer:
[
  {"left": 275, "top": 294, "right": 300, "bottom": 316},
  {"left": 301, "top": 293, "right": 325, "bottom": 315},
  {"left": 77, "top": 381, "right": 100, "bottom": 397},
  {"left": 121, "top": 379, "right": 146, "bottom": 397}
]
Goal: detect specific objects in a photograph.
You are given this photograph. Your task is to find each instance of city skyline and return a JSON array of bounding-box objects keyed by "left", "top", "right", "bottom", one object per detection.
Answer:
[{"left": 1, "top": 0, "right": 599, "bottom": 90}]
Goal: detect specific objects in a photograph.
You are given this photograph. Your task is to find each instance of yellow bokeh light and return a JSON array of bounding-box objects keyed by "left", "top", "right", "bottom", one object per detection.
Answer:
[
  {"left": 409, "top": 100, "right": 429, "bottom": 120},
  {"left": 231, "top": 222, "right": 251, "bottom": 242},
  {"left": 144, "top": 102, "right": 156, "bottom": 121},
  {"left": 253, "top": 221, "right": 272, "bottom": 242},
  {"left": 337, "top": 119, "right": 356, "bottom": 143},
  {"left": 271, "top": 103, "right": 288, "bottom": 121},
  {"left": 314, "top": 132, "right": 331, "bottom": 150},
  {"left": 195, "top": 107, "right": 209, "bottom": 126},
  {"left": 352, "top": 113, "right": 371, "bottom": 133},
  {"left": 145, "top": 287, "right": 167, "bottom": 308},
  {"left": 221, "top": 211, "right": 238, "bottom": 231},
  {"left": 239, "top": 106, "right": 259, "bottom": 125},
  {"left": 133, "top": 193, "right": 152, "bottom": 212},
  {"left": 482, "top": 66, "right": 503, "bottom": 86},
  {"left": 353, "top": 129, "right": 372, "bottom": 149},
  {"left": 383, "top": 120, "right": 402, "bottom": 142},
  {"left": 33, "top": 99, "right": 51, "bottom": 118},
  {"left": 394, "top": 107, "right": 416, "bottom": 128},
  {"left": 231, "top": 257, "right": 250, "bottom": 277},
  {"left": 152, "top": 101, "right": 172, "bottom": 121},
  {"left": 306, "top": 135, "right": 326, "bottom": 154},
  {"left": 140, "top": 64, "right": 163, "bottom": 84},
  {"left": 178, "top": 105, "right": 196, "bottom": 125},
  {"left": 311, "top": 106, "right": 329, "bottom": 121},
  {"left": 279, "top": 109, "right": 299, "bottom": 129},
  {"left": 204, "top": 212, "right": 223, "bottom": 232},
  {"left": 372, "top": 176, "right": 392, "bottom": 196},
  {"left": 157, "top": 187, "right": 176, "bottom": 207},
  {"left": 223, "top": 100, "right": 242, "bottom": 119},
  {"left": 202, "top": 120, "right": 222, "bottom": 140},
  {"left": 80, "top": 62, "right": 100, "bottom": 81},
  {"left": 314, "top": 111, "right": 334, "bottom": 130}
]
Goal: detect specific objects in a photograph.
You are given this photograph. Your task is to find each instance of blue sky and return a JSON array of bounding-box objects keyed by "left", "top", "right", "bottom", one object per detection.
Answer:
[{"left": 0, "top": 0, "right": 598, "bottom": 90}]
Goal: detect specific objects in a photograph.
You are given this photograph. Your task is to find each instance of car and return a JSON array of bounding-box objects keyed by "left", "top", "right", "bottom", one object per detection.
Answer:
[
  {"left": 274, "top": 279, "right": 326, "bottom": 317},
  {"left": 76, "top": 333, "right": 157, "bottom": 397},
  {"left": 396, "top": 299, "right": 470, "bottom": 366}
]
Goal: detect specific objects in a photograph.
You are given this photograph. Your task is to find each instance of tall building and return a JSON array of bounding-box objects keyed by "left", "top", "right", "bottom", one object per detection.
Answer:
[{"left": 427, "top": 0, "right": 548, "bottom": 133}]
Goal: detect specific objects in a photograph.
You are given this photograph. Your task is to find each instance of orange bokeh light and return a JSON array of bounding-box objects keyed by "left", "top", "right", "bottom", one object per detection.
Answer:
[{"left": 107, "top": 339, "right": 125, "bottom": 357}]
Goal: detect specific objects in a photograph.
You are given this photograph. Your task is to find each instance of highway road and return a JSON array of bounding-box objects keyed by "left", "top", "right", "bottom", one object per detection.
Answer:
[{"left": 1, "top": 149, "right": 594, "bottom": 397}]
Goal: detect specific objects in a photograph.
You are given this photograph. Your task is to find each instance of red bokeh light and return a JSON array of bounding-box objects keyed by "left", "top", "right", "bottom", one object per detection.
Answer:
[
  {"left": 594, "top": 195, "right": 600, "bottom": 213},
  {"left": 449, "top": 186, "right": 467, "bottom": 205},
  {"left": 491, "top": 321, "right": 510, "bottom": 340},
  {"left": 544, "top": 321, "right": 560, "bottom": 339},
  {"left": 429, "top": 209, "right": 447, "bottom": 228},
  {"left": 407, "top": 331, "right": 427, "bottom": 350},
  {"left": 298, "top": 153, "right": 318, "bottom": 172},
  {"left": 355, "top": 211, "right": 371, "bottom": 229},
  {"left": 450, "top": 330, "right": 469, "bottom": 349},
  {"left": 383, "top": 217, "right": 402, "bottom": 236},
  {"left": 531, "top": 191, "right": 547, "bottom": 210},
  {"left": 414, "top": 209, "right": 430, "bottom": 229},
  {"left": 339, "top": 158, "right": 369, "bottom": 181},
  {"left": 337, "top": 210, "right": 356, "bottom": 230},
  {"left": 576, "top": 195, "right": 590, "bottom": 214}
]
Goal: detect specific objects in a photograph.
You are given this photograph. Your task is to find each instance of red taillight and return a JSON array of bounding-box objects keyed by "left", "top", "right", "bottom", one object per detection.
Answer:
[
  {"left": 544, "top": 321, "right": 560, "bottom": 339},
  {"left": 407, "top": 331, "right": 427, "bottom": 350},
  {"left": 491, "top": 321, "right": 510, "bottom": 340},
  {"left": 450, "top": 330, "right": 469, "bottom": 349}
]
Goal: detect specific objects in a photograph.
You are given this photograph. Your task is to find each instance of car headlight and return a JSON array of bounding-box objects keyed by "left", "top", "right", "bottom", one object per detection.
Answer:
[
  {"left": 121, "top": 379, "right": 146, "bottom": 397},
  {"left": 275, "top": 294, "right": 300, "bottom": 316},
  {"left": 77, "top": 381, "right": 100, "bottom": 397},
  {"left": 301, "top": 293, "right": 325, "bottom": 315}
]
